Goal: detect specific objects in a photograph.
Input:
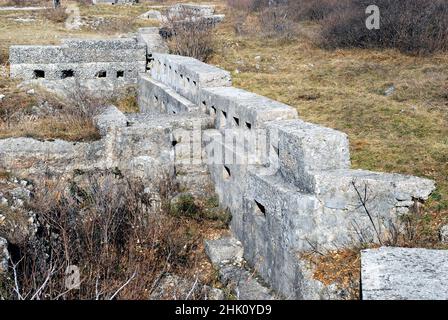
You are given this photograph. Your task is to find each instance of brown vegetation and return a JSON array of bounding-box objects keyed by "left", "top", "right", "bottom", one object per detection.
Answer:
[
  {"left": 41, "top": 6, "right": 69, "bottom": 23},
  {"left": 162, "top": 7, "right": 216, "bottom": 62},
  {"left": 0, "top": 171, "right": 227, "bottom": 300},
  {"left": 0, "top": 81, "right": 101, "bottom": 142}
]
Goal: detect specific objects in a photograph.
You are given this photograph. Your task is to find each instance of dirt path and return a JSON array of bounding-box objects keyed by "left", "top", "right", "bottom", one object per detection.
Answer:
[{"left": 0, "top": 6, "right": 47, "bottom": 11}]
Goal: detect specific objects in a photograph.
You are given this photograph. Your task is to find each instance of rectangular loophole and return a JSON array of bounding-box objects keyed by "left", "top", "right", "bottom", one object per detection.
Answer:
[
  {"left": 116, "top": 70, "right": 124, "bottom": 78},
  {"left": 96, "top": 70, "right": 107, "bottom": 78},
  {"left": 220, "top": 110, "right": 227, "bottom": 127},
  {"left": 245, "top": 122, "right": 252, "bottom": 130},
  {"left": 233, "top": 117, "right": 240, "bottom": 126},
  {"left": 33, "top": 70, "right": 45, "bottom": 79},
  {"left": 272, "top": 145, "right": 279, "bottom": 157},
  {"left": 61, "top": 69, "right": 74, "bottom": 79},
  {"left": 254, "top": 200, "right": 266, "bottom": 217},
  {"left": 223, "top": 165, "right": 231, "bottom": 180}
]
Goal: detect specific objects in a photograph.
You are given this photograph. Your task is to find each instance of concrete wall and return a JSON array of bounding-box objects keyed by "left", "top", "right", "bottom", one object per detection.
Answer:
[
  {"left": 140, "top": 53, "right": 436, "bottom": 299},
  {"left": 9, "top": 38, "right": 146, "bottom": 81},
  {"left": 3, "top": 37, "right": 438, "bottom": 298},
  {"left": 150, "top": 53, "right": 232, "bottom": 105}
]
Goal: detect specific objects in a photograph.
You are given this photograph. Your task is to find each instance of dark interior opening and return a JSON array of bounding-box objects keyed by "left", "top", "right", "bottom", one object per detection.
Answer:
[
  {"left": 61, "top": 69, "right": 74, "bottom": 79},
  {"left": 246, "top": 122, "right": 252, "bottom": 130},
  {"left": 273, "top": 145, "right": 279, "bottom": 157},
  {"left": 233, "top": 117, "right": 240, "bottom": 126},
  {"left": 96, "top": 70, "right": 107, "bottom": 78},
  {"left": 117, "top": 70, "right": 124, "bottom": 78},
  {"left": 223, "top": 165, "right": 231, "bottom": 179},
  {"left": 33, "top": 70, "right": 45, "bottom": 79},
  {"left": 222, "top": 111, "right": 227, "bottom": 119},
  {"left": 254, "top": 200, "right": 266, "bottom": 216}
]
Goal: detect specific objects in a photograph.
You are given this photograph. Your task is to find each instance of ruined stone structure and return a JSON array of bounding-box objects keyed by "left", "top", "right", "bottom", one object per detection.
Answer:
[
  {"left": 2, "top": 33, "right": 440, "bottom": 300},
  {"left": 141, "top": 53, "right": 435, "bottom": 299},
  {"left": 9, "top": 38, "right": 146, "bottom": 82},
  {"left": 92, "top": 0, "right": 137, "bottom": 5}
]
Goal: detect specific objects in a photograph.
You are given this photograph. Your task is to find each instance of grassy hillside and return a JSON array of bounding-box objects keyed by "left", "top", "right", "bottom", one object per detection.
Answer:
[{"left": 210, "top": 8, "right": 448, "bottom": 231}]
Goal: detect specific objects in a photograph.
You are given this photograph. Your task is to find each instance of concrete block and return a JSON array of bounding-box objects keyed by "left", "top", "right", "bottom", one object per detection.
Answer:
[
  {"left": 150, "top": 53, "right": 231, "bottom": 104},
  {"left": 138, "top": 73, "right": 198, "bottom": 114},
  {"left": 361, "top": 247, "right": 448, "bottom": 300},
  {"left": 267, "top": 119, "right": 351, "bottom": 192},
  {"left": 200, "top": 87, "right": 298, "bottom": 130}
]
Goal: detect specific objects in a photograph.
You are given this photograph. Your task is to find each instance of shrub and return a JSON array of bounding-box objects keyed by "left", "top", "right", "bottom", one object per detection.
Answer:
[
  {"left": 288, "top": 0, "right": 348, "bottom": 22},
  {"left": 162, "top": 8, "right": 215, "bottom": 62},
  {"left": 319, "top": 0, "right": 448, "bottom": 55},
  {"left": 259, "top": 5, "right": 296, "bottom": 40},
  {"left": 227, "top": 0, "right": 254, "bottom": 11},
  {"left": 1, "top": 171, "right": 220, "bottom": 300},
  {"left": 41, "top": 6, "right": 69, "bottom": 24}
]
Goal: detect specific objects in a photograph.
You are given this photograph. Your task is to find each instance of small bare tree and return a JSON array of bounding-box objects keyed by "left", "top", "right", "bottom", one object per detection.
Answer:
[{"left": 162, "top": 7, "right": 215, "bottom": 62}]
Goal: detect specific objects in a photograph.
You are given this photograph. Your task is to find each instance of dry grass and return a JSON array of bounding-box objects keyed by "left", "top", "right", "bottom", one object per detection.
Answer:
[
  {"left": 0, "top": 116, "right": 100, "bottom": 141},
  {"left": 303, "top": 206, "right": 448, "bottom": 300},
  {"left": 0, "top": 77, "right": 101, "bottom": 141},
  {"left": 208, "top": 8, "right": 448, "bottom": 297},
  {"left": 0, "top": 171, "right": 228, "bottom": 300},
  {"left": 41, "top": 6, "right": 69, "bottom": 23},
  {"left": 211, "top": 7, "right": 448, "bottom": 216},
  {"left": 303, "top": 248, "right": 362, "bottom": 300}
]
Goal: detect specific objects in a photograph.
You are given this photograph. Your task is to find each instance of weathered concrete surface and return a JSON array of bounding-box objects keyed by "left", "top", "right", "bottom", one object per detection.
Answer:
[
  {"left": 361, "top": 247, "right": 448, "bottom": 300},
  {"left": 205, "top": 235, "right": 275, "bottom": 300},
  {"left": 139, "top": 10, "right": 163, "bottom": 20},
  {"left": 200, "top": 87, "right": 298, "bottom": 130},
  {"left": 166, "top": 3, "right": 224, "bottom": 25},
  {"left": 94, "top": 105, "right": 128, "bottom": 135},
  {"left": 0, "top": 137, "right": 97, "bottom": 176},
  {"left": 2, "top": 46, "right": 439, "bottom": 300},
  {"left": 10, "top": 38, "right": 146, "bottom": 81},
  {"left": 205, "top": 236, "right": 244, "bottom": 267},
  {"left": 267, "top": 119, "right": 351, "bottom": 191},
  {"left": 150, "top": 53, "right": 232, "bottom": 105},
  {"left": 138, "top": 73, "right": 198, "bottom": 114},
  {"left": 440, "top": 225, "right": 448, "bottom": 243},
  {"left": 0, "top": 237, "right": 9, "bottom": 274},
  {"left": 149, "top": 274, "right": 224, "bottom": 300},
  {"left": 219, "top": 265, "right": 275, "bottom": 300},
  {"left": 137, "top": 27, "right": 168, "bottom": 54}
]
